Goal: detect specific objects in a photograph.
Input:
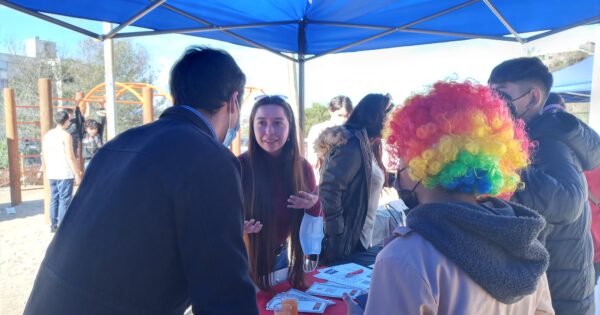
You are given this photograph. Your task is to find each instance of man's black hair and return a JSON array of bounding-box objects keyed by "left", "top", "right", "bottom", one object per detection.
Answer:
[
  {"left": 170, "top": 46, "right": 245, "bottom": 114},
  {"left": 328, "top": 95, "right": 353, "bottom": 113},
  {"left": 488, "top": 57, "right": 553, "bottom": 95},
  {"left": 54, "top": 111, "right": 70, "bottom": 126}
]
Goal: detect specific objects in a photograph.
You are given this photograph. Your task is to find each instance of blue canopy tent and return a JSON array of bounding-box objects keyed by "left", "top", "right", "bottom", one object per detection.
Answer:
[
  {"left": 1, "top": 0, "right": 599, "bottom": 135},
  {"left": 552, "top": 55, "right": 594, "bottom": 103}
]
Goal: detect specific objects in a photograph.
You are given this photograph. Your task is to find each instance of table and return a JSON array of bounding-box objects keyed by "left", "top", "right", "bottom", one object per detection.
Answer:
[
  {"left": 257, "top": 199, "right": 407, "bottom": 315},
  {"left": 256, "top": 270, "right": 347, "bottom": 315}
]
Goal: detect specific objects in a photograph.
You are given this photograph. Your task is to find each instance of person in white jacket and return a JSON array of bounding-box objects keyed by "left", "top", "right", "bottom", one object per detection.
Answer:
[
  {"left": 345, "top": 81, "right": 554, "bottom": 315},
  {"left": 306, "top": 95, "right": 352, "bottom": 169}
]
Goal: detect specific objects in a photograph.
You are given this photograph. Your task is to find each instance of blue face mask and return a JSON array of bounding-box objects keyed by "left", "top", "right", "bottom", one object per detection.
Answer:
[{"left": 223, "top": 98, "right": 240, "bottom": 147}]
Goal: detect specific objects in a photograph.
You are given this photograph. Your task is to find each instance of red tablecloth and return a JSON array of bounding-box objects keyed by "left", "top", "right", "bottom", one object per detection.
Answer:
[{"left": 256, "top": 269, "right": 347, "bottom": 315}]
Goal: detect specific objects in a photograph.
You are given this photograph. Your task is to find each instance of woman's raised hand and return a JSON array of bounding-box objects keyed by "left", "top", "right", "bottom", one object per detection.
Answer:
[
  {"left": 287, "top": 187, "right": 319, "bottom": 210},
  {"left": 243, "top": 219, "right": 263, "bottom": 234}
]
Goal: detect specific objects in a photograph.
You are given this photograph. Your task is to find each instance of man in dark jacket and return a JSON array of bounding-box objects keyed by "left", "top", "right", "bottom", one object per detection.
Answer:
[
  {"left": 24, "top": 47, "right": 259, "bottom": 315},
  {"left": 489, "top": 57, "right": 600, "bottom": 315}
]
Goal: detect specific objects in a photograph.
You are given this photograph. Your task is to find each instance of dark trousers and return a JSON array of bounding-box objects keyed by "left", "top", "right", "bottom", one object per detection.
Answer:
[{"left": 49, "top": 179, "right": 74, "bottom": 228}]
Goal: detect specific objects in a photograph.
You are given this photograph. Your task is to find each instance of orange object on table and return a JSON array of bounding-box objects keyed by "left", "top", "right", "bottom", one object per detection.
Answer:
[
  {"left": 281, "top": 298, "right": 298, "bottom": 315},
  {"left": 256, "top": 269, "right": 349, "bottom": 315}
]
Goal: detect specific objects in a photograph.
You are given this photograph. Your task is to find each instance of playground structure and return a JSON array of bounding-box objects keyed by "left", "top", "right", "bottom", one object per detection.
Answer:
[
  {"left": 3, "top": 80, "right": 264, "bottom": 211},
  {"left": 3, "top": 79, "right": 170, "bottom": 214}
]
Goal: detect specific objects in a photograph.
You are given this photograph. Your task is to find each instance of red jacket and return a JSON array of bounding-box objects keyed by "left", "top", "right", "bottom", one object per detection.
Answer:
[{"left": 586, "top": 167, "right": 600, "bottom": 263}]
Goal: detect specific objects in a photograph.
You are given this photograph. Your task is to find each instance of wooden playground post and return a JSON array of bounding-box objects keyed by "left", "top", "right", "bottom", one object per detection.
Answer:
[
  {"left": 142, "top": 87, "right": 154, "bottom": 124},
  {"left": 4, "top": 88, "right": 22, "bottom": 206},
  {"left": 39, "top": 78, "right": 52, "bottom": 224}
]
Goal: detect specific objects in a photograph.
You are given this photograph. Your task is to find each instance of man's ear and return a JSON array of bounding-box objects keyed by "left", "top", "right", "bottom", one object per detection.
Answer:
[
  {"left": 229, "top": 91, "right": 239, "bottom": 113},
  {"left": 530, "top": 87, "right": 544, "bottom": 107}
]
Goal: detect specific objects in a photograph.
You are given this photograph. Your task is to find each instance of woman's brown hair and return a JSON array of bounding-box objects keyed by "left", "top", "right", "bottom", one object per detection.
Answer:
[{"left": 244, "top": 96, "right": 307, "bottom": 291}]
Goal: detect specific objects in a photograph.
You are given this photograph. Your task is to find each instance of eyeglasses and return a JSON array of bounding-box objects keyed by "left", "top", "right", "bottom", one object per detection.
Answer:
[
  {"left": 385, "top": 103, "right": 395, "bottom": 113},
  {"left": 384, "top": 93, "right": 395, "bottom": 113},
  {"left": 493, "top": 89, "right": 531, "bottom": 117},
  {"left": 394, "top": 167, "right": 421, "bottom": 210},
  {"left": 394, "top": 167, "right": 420, "bottom": 192},
  {"left": 254, "top": 94, "right": 288, "bottom": 102}
]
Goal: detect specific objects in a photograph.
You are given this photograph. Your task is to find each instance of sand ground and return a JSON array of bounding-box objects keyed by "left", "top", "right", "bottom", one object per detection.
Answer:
[
  {"left": 0, "top": 185, "right": 399, "bottom": 315},
  {"left": 0, "top": 186, "right": 50, "bottom": 315}
]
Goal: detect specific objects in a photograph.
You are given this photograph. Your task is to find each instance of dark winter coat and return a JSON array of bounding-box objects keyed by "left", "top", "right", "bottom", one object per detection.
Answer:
[
  {"left": 24, "top": 106, "right": 258, "bottom": 315},
  {"left": 513, "top": 111, "right": 600, "bottom": 315},
  {"left": 316, "top": 126, "right": 373, "bottom": 264}
]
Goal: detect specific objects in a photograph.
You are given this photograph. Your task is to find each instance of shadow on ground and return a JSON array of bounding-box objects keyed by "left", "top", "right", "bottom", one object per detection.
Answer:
[{"left": 0, "top": 199, "right": 44, "bottom": 222}]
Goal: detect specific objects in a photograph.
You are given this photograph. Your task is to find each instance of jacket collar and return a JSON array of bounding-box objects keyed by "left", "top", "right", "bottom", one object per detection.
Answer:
[{"left": 160, "top": 105, "right": 218, "bottom": 141}]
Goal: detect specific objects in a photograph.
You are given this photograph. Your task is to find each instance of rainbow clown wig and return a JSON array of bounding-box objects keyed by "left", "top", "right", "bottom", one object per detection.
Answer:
[{"left": 386, "top": 81, "right": 531, "bottom": 197}]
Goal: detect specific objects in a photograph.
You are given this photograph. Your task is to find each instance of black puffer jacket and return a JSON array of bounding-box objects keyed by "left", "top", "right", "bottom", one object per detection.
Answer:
[
  {"left": 513, "top": 111, "right": 600, "bottom": 315},
  {"left": 316, "top": 126, "right": 373, "bottom": 264}
]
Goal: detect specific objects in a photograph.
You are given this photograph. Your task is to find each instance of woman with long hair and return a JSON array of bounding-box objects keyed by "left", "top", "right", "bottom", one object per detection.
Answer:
[
  {"left": 315, "top": 93, "right": 393, "bottom": 266},
  {"left": 239, "top": 95, "right": 321, "bottom": 291},
  {"left": 345, "top": 81, "right": 553, "bottom": 314}
]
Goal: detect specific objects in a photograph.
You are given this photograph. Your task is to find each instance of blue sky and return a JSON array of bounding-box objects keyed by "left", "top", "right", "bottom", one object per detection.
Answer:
[{"left": 0, "top": 5, "right": 597, "bottom": 114}]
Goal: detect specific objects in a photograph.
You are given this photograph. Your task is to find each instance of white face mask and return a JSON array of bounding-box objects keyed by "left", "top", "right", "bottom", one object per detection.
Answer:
[
  {"left": 223, "top": 97, "right": 240, "bottom": 147},
  {"left": 299, "top": 213, "right": 324, "bottom": 272}
]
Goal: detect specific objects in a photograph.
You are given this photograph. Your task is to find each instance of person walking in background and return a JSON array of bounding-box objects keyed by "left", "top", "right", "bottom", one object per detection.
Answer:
[
  {"left": 81, "top": 119, "right": 102, "bottom": 170},
  {"left": 239, "top": 95, "right": 321, "bottom": 291},
  {"left": 306, "top": 95, "right": 353, "bottom": 168},
  {"left": 42, "top": 111, "right": 81, "bottom": 233},
  {"left": 316, "top": 93, "right": 393, "bottom": 267},
  {"left": 25, "top": 46, "right": 259, "bottom": 315},
  {"left": 489, "top": 57, "right": 600, "bottom": 315},
  {"left": 346, "top": 81, "right": 553, "bottom": 315}
]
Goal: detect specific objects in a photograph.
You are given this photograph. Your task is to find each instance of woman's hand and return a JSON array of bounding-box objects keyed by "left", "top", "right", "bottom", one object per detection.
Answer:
[
  {"left": 343, "top": 294, "right": 364, "bottom": 315},
  {"left": 287, "top": 187, "right": 319, "bottom": 209},
  {"left": 243, "top": 219, "right": 263, "bottom": 234}
]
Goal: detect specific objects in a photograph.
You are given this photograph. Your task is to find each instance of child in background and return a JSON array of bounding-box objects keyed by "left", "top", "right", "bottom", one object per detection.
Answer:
[{"left": 82, "top": 119, "right": 102, "bottom": 170}]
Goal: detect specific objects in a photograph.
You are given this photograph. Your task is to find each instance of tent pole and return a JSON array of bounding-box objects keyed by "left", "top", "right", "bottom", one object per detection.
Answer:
[
  {"left": 482, "top": 0, "right": 524, "bottom": 43},
  {"left": 160, "top": 3, "right": 297, "bottom": 62},
  {"left": 297, "top": 19, "right": 307, "bottom": 156},
  {"left": 525, "top": 16, "right": 600, "bottom": 42},
  {"left": 298, "top": 56, "right": 305, "bottom": 155},
  {"left": 588, "top": 26, "right": 600, "bottom": 133},
  {"left": 0, "top": 0, "right": 99, "bottom": 39},
  {"left": 103, "top": 22, "right": 117, "bottom": 140},
  {"left": 102, "top": 0, "right": 167, "bottom": 39}
]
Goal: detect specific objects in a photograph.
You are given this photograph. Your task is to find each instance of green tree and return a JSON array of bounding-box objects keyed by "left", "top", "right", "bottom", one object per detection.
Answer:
[
  {"left": 66, "top": 38, "right": 157, "bottom": 133},
  {"left": 4, "top": 38, "right": 157, "bottom": 135},
  {"left": 304, "top": 102, "right": 329, "bottom": 137}
]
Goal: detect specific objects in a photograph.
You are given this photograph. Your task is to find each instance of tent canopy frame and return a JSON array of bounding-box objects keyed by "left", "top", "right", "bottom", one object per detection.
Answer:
[
  {"left": 2, "top": 0, "right": 599, "bottom": 137},
  {"left": 2, "top": 0, "right": 598, "bottom": 64}
]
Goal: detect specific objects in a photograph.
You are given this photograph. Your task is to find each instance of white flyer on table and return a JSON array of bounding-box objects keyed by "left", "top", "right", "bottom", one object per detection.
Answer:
[
  {"left": 266, "top": 289, "right": 335, "bottom": 314},
  {"left": 306, "top": 282, "right": 363, "bottom": 299},
  {"left": 314, "top": 263, "right": 372, "bottom": 291}
]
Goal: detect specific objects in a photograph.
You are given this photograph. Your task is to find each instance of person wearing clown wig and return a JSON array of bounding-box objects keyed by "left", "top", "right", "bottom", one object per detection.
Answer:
[
  {"left": 344, "top": 81, "right": 554, "bottom": 315},
  {"left": 490, "top": 57, "right": 600, "bottom": 315}
]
